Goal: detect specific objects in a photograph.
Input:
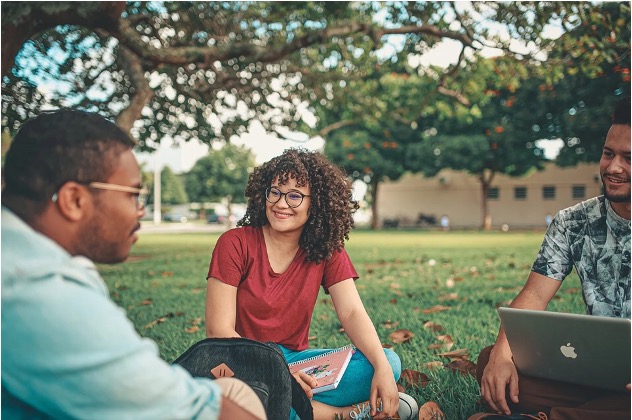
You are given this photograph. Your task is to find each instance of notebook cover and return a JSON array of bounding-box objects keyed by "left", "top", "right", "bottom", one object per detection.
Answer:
[{"left": 288, "top": 346, "right": 354, "bottom": 394}]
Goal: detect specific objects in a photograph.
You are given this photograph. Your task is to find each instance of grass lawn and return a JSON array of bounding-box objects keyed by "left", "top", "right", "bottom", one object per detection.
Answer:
[{"left": 99, "top": 229, "right": 584, "bottom": 419}]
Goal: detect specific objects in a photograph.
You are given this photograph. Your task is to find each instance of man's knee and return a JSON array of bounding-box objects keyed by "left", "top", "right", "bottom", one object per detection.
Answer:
[
  {"left": 475, "top": 345, "right": 494, "bottom": 385},
  {"left": 215, "top": 377, "right": 267, "bottom": 419}
]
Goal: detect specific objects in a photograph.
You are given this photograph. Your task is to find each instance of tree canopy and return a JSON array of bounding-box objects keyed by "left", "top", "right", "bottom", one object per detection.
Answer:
[
  {"left": 4, "top": 1, "right": 625, "bottom": 150},
  {"left": 184, "top": 143, "right": 255, "bottom": 206},
  {"left": 147, "top": 166, "right": 188, "bottom": 205}
]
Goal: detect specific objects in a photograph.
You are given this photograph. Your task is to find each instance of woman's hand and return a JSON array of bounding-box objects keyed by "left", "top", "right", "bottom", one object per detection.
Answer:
[
  {"left": 369, "top": 365, "right": 400, "bottom": 419},
  {"left": 292, "top": 371, "right": 318, "bottom": 399}
]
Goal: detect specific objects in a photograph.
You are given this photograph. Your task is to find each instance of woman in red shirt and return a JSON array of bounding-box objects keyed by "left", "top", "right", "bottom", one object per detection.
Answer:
[{"left": 206, "top": 148, "right": 413, "bottom": 420}]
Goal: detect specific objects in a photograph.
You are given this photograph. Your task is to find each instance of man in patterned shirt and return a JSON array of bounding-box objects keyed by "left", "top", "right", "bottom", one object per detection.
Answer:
[{"left": 474, "top": 97, "right": 630, "bottom": 420}]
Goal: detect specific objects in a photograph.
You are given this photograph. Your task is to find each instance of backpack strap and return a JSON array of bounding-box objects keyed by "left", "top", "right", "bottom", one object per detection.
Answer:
[{"left": 290, "top": 375, "right": 314, "bottom": 420}]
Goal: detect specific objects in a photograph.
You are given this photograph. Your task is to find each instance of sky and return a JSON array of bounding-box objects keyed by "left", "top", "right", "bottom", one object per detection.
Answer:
[{"left": 134, "top": 120, "right": 325, "bottom": 172}]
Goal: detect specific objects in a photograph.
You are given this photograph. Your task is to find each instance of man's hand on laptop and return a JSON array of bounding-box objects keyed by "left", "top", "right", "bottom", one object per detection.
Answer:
[{"left": 481, "top": 344, "right": 520, "bottom": 415}]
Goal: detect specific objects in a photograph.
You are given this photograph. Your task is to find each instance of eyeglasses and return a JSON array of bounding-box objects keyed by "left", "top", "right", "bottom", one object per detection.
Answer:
[
  {"left": 52, "top": 181, "right": 149, "bottom": 208},
  {"left": 265, "top": 187, "right": 310, "bottom": 208},
  {"left": 88, "top": 182, "right": 149, "bottom": 208}
]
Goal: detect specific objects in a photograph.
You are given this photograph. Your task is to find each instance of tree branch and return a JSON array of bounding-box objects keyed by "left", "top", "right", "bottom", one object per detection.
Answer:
[
  {"left": 115, "top": 18, "right": 371, "bottom": 67},
  {"left": 437, "top": 85, "right": 470, "bottom": 106},
  {"left": 1, "top": 2, "right": 124, "bottom": 77},
  {"left": 432, "top": 45, "right": 471, "bottom": 107},
  {"left": 372, "top": 24, "right": 474, "bottom": 48},
  {"left": 318, "top": 119, "right": 360, "bottom": 137},
  {"left": 112, "top": 42, "right": 153, "bottom": 135}
]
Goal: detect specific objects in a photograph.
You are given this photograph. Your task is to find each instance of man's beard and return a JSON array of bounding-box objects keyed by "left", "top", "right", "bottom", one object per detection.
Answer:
[
  {"left": 605, "top": 190, "right": 631, "bottom": 203},
  {"left": 77, "top": 212, "right": 130, "bottom": 264},
  {"left": 602, "top": 175, "right": 631, "bottom": 203}
]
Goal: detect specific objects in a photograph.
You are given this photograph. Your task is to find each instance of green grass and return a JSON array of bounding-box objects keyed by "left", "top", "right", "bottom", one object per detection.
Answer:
[{"left": 99, "top": 230, "right": 584, "bottom": 419}]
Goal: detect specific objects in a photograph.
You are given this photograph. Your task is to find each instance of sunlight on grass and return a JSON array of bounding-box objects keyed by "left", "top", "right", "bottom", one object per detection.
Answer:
[{"left": 100, "top": 230, "right": 584, "bottom": 419}]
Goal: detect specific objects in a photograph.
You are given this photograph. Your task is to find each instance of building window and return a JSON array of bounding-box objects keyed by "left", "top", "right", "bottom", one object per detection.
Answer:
[
  {"left": 572, "top": 185, "right": 586, "bottom": 199},
  {"left": 543, "top": 185, "right": 556, "bottom": 200},
  {"left": 514, "top": 186, "right": 527, "bottom": 200},
  {"left": 488, "top": 187, "right": 500, "bottom": 200}
]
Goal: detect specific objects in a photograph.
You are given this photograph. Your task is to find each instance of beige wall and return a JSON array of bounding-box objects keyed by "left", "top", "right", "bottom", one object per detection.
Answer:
[{"left": 377, "top": 162, "right": 602, "bottom": 228}]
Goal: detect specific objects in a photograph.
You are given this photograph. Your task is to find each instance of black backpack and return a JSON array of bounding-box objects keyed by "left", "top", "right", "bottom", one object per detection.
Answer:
[{"left": 173, "top": 337, "right": 314, "bottom": 420}]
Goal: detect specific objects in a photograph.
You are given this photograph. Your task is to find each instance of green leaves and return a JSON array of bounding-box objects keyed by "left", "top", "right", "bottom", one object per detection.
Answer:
[{"left": 184, "top": 143, "right": 255, "bottom": 204}]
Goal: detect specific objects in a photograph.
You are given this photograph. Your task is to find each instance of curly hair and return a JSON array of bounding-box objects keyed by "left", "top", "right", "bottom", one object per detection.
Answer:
[{"left": 238, "top": 148, "right": 359, "bottom": 264}]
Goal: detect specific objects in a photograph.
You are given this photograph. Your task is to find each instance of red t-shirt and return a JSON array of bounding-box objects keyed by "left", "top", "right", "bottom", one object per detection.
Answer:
[{"left": 207, "top": 226, "right": 358, "bottom": 351}]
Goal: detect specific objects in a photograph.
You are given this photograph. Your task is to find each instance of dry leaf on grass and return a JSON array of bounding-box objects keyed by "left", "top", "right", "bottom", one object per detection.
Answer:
[
  {"left": 389, "top": 298, "right": 398, "bottom": 304},
  {"left": 308, "top": 335, "right": 317, "bottom": 341},
  {"left": 185, "top": 326, "right": 200, "bottom": 333},
  {"left": 565, "top": 288, "right": 580, "bottom": 294},
  {"left": 421, "top": 361, "right": 444, "bottom": 370},
  {"left": 140, "top": 299, "right": 152, "bottom": 306},
  {"left": 382, "top": 320, "right": 401, "bottom": 329},
  {"left": 437, "top": 293, "right": 459, "bottom": 302},
  {"left": 418, "top": 305, "right": 451, "bottom": 314},
  {"left": 418, "top": 401, "right": 446, "bottom": 420},
  {"left": 437, "top": 334, "right": 454, "bottom": 347},
  {"left": 382, "top": 343, "right": 393, "bottom": 349},
  {"left": 423, "top": 321, "right": 444, "bottom": 332},
  {"left": 161, "top": 271, "right": 174, "bottom": 277},
  {"left": 436, "top": 348, "right": 469, "bottom": 360},
  {"left": 144, "top": 314, "right": 173, "bottom": 329},
  {"left": 389, "top": 329, "right": 414, "bottom": 344},
  {"left": 398, "top": 368, "right": 430, "bottom": 388},
  {"left": 428, "top": 334, "right": 454, "bottom": 351},
  {"left": 390, "top": 283, "right": 402, "bottom": 296},
  {"left": 446, "top": 359, "right": 477, "bottom": 377},
  {"left": 191, "top": 317, "right": 203, "bottom": 325}
]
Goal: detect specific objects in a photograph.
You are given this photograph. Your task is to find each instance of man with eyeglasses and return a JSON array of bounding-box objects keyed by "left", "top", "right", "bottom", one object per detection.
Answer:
[{"left": 1, "top": 110, "right": 265, "bottom": 419}]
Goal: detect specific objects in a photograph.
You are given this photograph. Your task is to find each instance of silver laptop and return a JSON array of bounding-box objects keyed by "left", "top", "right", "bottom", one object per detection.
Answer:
[{"left": 498, "top": 307, "right": 630, "bottom": 391}]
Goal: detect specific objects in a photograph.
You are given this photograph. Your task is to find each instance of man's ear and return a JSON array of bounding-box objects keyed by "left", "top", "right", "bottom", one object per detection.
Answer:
[{"left": 54, "top": 182, "right": 92, "bottom": 222}]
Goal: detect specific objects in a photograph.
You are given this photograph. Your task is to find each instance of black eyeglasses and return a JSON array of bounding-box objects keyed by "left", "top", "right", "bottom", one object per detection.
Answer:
[{"left": 265, "top": 187, "right": 310, "bottom": 208}]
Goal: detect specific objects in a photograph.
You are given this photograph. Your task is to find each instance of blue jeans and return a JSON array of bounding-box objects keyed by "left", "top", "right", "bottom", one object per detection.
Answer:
[{"left": 280, "top": 345, "right": 401, "bottom": 419}]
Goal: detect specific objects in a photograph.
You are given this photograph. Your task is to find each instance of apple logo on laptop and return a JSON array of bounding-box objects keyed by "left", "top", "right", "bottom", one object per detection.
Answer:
[{"left": 560, "top": 343, "right": 578, "bottom": 359}]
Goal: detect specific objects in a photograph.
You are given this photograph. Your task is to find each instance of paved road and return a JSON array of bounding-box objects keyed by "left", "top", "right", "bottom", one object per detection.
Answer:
[{"left": 139, "top": 222, "right": 229, "bottom": 234}]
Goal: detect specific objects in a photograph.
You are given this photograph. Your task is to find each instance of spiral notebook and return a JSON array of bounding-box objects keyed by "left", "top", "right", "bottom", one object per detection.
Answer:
[{"left": 288, "top": 345, "right": 354, "bottom": 394}]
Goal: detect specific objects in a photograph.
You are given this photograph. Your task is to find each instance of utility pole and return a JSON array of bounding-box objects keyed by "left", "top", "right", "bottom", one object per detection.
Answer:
[{"left": 153, "top": 156, "right": 161, "bottom": 225}]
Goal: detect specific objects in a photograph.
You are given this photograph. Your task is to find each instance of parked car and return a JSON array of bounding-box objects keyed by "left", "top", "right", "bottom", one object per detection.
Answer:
[
  {"left": 163, "top": 213, "right": 188, "bottom": 223},
  {"left": 207, "top": 212, "right": 226, "bottom": 224}
]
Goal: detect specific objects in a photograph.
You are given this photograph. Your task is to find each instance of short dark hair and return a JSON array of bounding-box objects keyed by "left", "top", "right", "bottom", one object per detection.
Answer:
[
  {"left": 239, "top": 148, "right": 359, "bottom": 264},
  {"left": 613, "top": 96, "right": 630, "bottom": 125},
  {"left": 2, "top": 109, "right": 135, "bottom": 218}
]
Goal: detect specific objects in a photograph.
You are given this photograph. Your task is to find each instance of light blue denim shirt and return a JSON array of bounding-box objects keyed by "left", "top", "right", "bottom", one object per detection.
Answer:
[{"left": 1, "top": 207, "right": 222, "bottom": 419}]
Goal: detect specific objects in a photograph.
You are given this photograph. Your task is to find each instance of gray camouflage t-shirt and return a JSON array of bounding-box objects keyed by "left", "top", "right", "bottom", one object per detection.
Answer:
[{"left": 532, "top": 196, "right": 631, "bottom": 318}]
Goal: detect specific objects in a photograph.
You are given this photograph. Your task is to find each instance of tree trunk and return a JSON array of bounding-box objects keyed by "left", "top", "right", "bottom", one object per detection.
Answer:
[
  {"left": 479, "top": 170, "right": 495, "bottom": 230},
  {"left": 370, "top": 179, "right": 379, "bottom": 230},
  {"left": 153, "top": 164, "right": 161, "bottom": 225},
  {"left": 226, "top": 195, "right": 234, "bottom": 229}
]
